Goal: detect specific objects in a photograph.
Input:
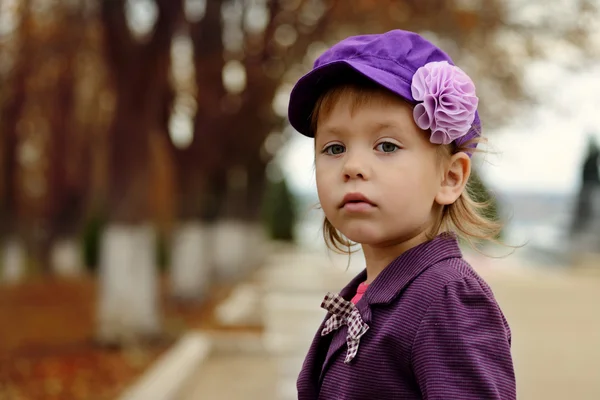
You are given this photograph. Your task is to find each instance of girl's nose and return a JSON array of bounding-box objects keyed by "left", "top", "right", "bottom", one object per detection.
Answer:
[{"left": 343, "top": 153, "right": 368, "bottom": 181}]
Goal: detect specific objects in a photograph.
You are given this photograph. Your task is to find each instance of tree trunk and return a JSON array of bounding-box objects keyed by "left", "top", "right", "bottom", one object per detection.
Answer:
[
  {"left": 0, "top": 0, "right": 31, "bottom": 283},
  {"left": 1, "top": 238, "right": 25, "bottom": 284},
  {"left": 0, "top": 124, "right": 23, "bottom": 283},
  {"left": 47, "top": 9, "right": 87, "bottom": 277},
  {"left": 170, "top": 221, "right": 212, "bottom": 300},
  {"left": 244, "top": 160, "right": 269, "bottom": 268},
  {"left": 169, "top": 0, "right": 227, "bottom": 298},
  {"left": 97, "top": 86, "right": 160, "bottom": 344},
  {"left": 97, "top": 0, "right": 182, "bottom": 344},
  {"left": 169, "top": 153, "right": 215, "bottom": 300}
]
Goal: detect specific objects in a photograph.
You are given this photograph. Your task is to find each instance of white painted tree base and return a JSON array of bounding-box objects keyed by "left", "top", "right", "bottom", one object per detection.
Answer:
[
  {"left": 170, "top": 223, "right": 212, "bottom": 301},
  {"left": 244, "top": 223, "right": 268, "bottom": 270},
  {"left": 213, "top": 220, "right": 250, "bottom": 282},
  {"left": 51, "top": 238, "right": 83, "bottom": 277},
  {"left": 97, "top": 224, "right": 161, "bottom": 344},
  {"left": 1, "top": 238, "right": 25, "bottom": 284}
]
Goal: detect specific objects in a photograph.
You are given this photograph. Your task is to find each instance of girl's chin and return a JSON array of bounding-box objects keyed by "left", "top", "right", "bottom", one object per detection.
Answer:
[
  {"left": 341, "top": 227, "right": 414, "bottom": 248},
  {"left": 341, "top": 231, "right": 384, "bottom": 246}
]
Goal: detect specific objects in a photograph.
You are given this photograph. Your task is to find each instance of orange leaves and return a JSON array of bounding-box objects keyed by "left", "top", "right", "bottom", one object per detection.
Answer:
[
  {"left": 1, "top": 347, "right": 166, "bottom": 400},
  {"left": 0, "top": 275, "right": 248, "bottom": 400},
  {"left": 0, "top": 278, "right": 164, "bottom": 400}
]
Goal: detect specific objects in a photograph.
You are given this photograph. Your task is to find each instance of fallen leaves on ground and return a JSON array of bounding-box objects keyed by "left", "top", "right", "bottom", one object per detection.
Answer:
[{"left": 0, "top": 273, "right": 259, "bottom": 400}]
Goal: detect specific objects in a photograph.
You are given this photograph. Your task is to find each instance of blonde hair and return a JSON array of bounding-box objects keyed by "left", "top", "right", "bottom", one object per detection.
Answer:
[{"left": 310, "top": 79, "right": 502, "bottom": 254}]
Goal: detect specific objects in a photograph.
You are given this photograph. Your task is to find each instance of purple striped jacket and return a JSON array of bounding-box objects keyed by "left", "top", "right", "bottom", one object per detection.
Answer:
[{"left": 297, "top": 233, "right": 516, "bottom": 399}]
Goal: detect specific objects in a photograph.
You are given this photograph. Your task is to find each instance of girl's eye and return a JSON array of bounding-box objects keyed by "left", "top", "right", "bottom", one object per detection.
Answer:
[
  {"left": 376, "top": 142, "right": 400, "bottom": 153},
  {"left": 324, "top": 144, "right": 345, "bottom": 155}
]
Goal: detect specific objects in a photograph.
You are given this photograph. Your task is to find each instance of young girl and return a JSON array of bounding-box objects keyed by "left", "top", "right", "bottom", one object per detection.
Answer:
[{"left": 287, "top": 30, "right": 516, "bottom": 399}]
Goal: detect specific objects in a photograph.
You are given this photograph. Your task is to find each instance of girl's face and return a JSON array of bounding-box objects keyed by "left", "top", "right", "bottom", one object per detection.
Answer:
[{"left": 315, "top": 93, "right": 445, "bottom": 247}]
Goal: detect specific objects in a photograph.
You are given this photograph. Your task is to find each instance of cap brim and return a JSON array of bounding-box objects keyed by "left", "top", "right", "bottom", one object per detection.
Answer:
[{"left": 287, "top": 60, "right": 414, "bottom": 137}]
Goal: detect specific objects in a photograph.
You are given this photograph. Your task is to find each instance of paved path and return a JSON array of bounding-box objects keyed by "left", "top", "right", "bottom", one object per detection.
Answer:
[
  {"left": 180, "top": 247, "right": 600, "bottom": 400},
  {"left": 179, "top": 353, "right": 278, "bottom": 400},
  {"left": 473, "top": 258, "right": 600, "bottom": 400}
]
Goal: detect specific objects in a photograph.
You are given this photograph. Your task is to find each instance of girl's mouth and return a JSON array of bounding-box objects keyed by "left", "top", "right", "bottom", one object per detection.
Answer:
[{"left": 340, "top": 192, "right": 376, "bottom": 211}]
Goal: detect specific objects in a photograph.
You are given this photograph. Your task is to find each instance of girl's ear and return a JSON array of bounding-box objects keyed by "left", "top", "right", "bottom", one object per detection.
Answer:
[{"left": 435, "top": 152, "right": 471, "bottom": 205}]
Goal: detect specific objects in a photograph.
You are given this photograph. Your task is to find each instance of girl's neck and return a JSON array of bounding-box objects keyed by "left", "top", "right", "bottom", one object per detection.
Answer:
[{"left": 361, "top": 230, "right": 431, "bottom": 285}]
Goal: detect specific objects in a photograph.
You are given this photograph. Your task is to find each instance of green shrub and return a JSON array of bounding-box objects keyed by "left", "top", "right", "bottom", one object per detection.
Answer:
[
  {"left": 82, "top": 213, "right": 105, "bottom": 272},
  {"left": 262, "top": 177, "right": 297, "bottom": 242}
]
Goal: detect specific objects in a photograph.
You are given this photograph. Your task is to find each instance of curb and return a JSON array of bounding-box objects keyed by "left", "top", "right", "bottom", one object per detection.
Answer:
[
  {"left": 118, "top": 280, "right": 266, "bottom": 400},
  {"left": 118, "top": 332, "right": 212, "bottom": 400}
]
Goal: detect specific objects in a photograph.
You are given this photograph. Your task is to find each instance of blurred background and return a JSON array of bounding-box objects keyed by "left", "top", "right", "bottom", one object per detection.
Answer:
[{"left": 1, "top": 0, "right": 600, "bottom": 399}]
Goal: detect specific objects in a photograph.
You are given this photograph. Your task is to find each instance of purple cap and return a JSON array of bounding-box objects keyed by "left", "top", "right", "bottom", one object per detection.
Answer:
[{"left": 287, "top": 29, "right": 481, "bottom": 148}]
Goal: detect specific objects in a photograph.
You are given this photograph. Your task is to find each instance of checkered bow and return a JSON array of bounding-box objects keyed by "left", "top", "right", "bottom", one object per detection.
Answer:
[{"left": 321, "top": 292, "right": 370, "bottom": 364}]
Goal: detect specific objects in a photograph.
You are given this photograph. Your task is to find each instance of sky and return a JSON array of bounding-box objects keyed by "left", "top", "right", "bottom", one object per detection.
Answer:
[{"left": 277, "top": 60, "right": 600, "bottom": 197}]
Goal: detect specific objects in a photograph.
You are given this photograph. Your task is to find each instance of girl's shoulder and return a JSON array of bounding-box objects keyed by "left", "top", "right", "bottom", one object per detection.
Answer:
[
  {"left": 417, "top": 255, "right": 490, "bottom": 292},
  {"left": 404, "top": 256, "right": 499, "bottom": 311},
  {"left": 370, "top": 256, "right": 510, "bottom": 359}
]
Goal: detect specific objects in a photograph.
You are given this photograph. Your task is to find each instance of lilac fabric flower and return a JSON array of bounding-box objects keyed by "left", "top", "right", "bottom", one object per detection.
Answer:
[{"left": 411, "top": 61, "right": 479, "bottom": 145}]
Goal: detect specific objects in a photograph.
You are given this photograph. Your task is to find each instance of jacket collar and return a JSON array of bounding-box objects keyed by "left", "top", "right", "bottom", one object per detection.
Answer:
[
  {"left": 311, "top": 233, "right": 462, "bottom": 385},
  {"left": 339, "top": 233, "right": 462, "bottom": 317}
]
